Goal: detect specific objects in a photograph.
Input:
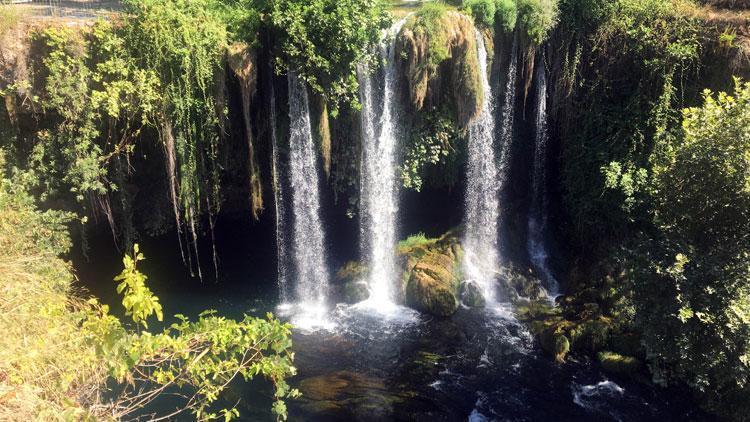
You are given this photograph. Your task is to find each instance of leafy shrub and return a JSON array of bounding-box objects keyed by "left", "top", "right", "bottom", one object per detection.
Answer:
[
  {"left": 626, "top": 81, "right": 750, "bottom": 420},
  {"left": 517, "top": 0, "right": 559, "bottom": 44},
  {"left": 0, "top": 160, "right": 300, "bottom": 420},
  {"left": 463, "top": 0, "right": 497, "bottom": 28},
  {"left": 495, "top": 0, "right": 518, "bottom": 32},
  {"left": 271, "top": 0, "right": 390, "bottom": 114}
]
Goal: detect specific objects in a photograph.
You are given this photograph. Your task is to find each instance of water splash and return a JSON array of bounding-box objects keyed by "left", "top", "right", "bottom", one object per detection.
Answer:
[
  {"left": 527, "top": 61, "right": 560, "bottom": 297},
  {"left": 357, "top": 19, "right": 407, "bottom": 311},
  {"left": 285, "top": 72, "right": 330, "bottom": 322},
  {"left": 269, "top": 84, "right": 289, "bottom": 302},
  {"left": 463, "top": 29, "right": 500, "bottom": 303}
]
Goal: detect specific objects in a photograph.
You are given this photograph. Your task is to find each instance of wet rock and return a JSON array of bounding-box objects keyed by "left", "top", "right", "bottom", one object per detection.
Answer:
[
  {"left": 400, "top": 232, "right": 462, "bottom": 317},
  {"left": 460, "top": 281, "right": 486, "bottom": 308},
  {"left": 298, "top": 371, "right": 387, "bottom": 402},
  {"left": 342, "top": 280, "right": 370, "bottom": 304},
  {"left": 497, "top": 266, "right": 546, "bottom": 301},
  {"left": 333, "top": 261, "right": 370, "bottom": 304},
  {"left": 554, "top": 334, "right": 571, "bottom": 363}
]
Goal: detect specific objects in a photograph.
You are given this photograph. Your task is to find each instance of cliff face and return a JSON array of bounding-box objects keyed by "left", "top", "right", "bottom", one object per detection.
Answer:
[{"left": 396, "top": 11, "right": 484, "bottom": 129}]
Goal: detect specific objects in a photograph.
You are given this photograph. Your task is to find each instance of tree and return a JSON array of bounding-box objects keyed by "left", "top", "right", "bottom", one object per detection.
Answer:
[
  {"left": 630, "top": 80, "right": 750, "bottom": 420},
  {"left": 270, "top": 0, "right": 390, "bottom": 114}
]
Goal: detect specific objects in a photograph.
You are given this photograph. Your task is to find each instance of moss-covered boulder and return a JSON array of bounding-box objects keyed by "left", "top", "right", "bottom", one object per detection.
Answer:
[
  {"left": 460, "top": 281, "right": 485, "bottom": 308},
  {"left": 341, "top": 281, "right": 370, "bottom": 304},
  {"left": 497, "top": 266, "right": 546, "bottom": 302},
  {"left": 333, "top": 261, "right": 370, "bottom": 304},
  {"left": 399, "top": 231, "right": 462, "bottom": 317}
]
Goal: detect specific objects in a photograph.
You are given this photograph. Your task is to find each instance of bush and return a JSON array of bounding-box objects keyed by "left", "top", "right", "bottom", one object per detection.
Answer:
[
  {"left": 517, "top": 0, "right": 559, "bottom": 44},
  {"left": 463, "top": 0, "right": 496, "bottom": 28},
  {"left": 495, "top": 0, "right": 518, "bottom": 33},
  {"left": 629, "top": 81, "right": 750, "bottom": 420},
  {"left": 0, "top": 153, "right": 299, "bottom": 420},
  {"left": 271, "top": 0, "right": 390, "bottom": 114}
]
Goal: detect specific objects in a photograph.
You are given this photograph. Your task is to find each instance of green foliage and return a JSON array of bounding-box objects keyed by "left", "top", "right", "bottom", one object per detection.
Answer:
[
  {"left": 495, "top": 0, "right": 518, "bottom": 33},
  {"left": 400, "top": 112, "right": 461, "bottom": 192},
  {"left": 463, "top": 0, "right": 497, "bottom": 28},
  {"left": 559, "top": 0, "right": 700, "bottom": 249},
  {"left": 517, "top": 0, "right": 559, "bottom": 44},
  {"left": 271, "top": 0, "right": 390, "bottom": 114},
  {"left": 0, "top": 159, "right": 299, "bottom": 419},
  {"left": 114, "top": 244, "right": 163, "bottom": 328},
  {"left": 398, "top": 232, "right": 431, "bottom": 250},
  {"left": 0, "top": 4, "right": 23, "bottom": 38},
  {"left": 121, "top": 0, "right": 229, "bottom": 239},
  {"left": 621, "top": 81, "right": 750, "bottom": 420}
]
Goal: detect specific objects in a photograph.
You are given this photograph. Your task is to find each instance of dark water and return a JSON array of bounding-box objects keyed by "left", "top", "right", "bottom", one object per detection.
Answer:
[{"left": 74, "top": 230, "right": 711, "bottom": 422}]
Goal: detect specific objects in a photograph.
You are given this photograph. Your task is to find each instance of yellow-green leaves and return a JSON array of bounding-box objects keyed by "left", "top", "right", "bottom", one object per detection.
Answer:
[{"left": 114, "top": 244, "right": 163, "bottom": 328}]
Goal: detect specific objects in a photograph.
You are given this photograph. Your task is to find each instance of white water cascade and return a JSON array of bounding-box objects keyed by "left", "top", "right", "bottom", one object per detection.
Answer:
[
  {"left": 269, "top": 84, "right": 289, "bottom": 302},
  {"left": 358, "top": 19, "right": 406, "bottom": 309},
  {"left": 527, "top": 61, "right": 560, "bottom": 297},
  {"left": 286, "top": 72, "right": 330, "bottom": 317},
  {"left": 463, "top": 29, "right": 500, "bottom": 303},
  {"left": 498, "top": 34, "right": 519, "bottom": 187}
]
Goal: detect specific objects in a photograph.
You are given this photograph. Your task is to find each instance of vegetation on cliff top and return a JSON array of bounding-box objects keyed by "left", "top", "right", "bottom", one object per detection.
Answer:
[{"left": 270, "top": 0, "right": 390, "bottom": 114}]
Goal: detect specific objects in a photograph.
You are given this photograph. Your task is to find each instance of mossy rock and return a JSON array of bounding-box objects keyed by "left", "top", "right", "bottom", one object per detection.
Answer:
[
  {"left": 597, "top": 351, "right": 644, "bottom": 377},
  {"left": 397, "top": 10, "right": 483, "bottom": 128},
  {"left": 497, "top": 266, "right": 546, "bottom": 302},
  {"left": 459, "top": 281, "right": 486, "bottom": 308},
  {"left": 554, "top": 334, "right": 571, "bottom": 363},
  {"left": 341, "top": 280, "right": 370, "bottom": 304},
  {"left": 568, "top": 317, "right": 613, "bottom": 353},
  {"left": 400, "top": 231, "right": 462, "bottom": 317},
  {"left": 336, "top": 261, "right": 369, "bottom": 284}
]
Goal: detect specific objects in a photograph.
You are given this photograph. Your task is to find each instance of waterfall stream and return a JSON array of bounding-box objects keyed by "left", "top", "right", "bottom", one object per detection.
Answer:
[
  {"left": 286, "top": 72, "right": 330, "bottom": 315},
  {"left": 463, "top": 29, "right": 500, "bottom": 303},
  {"left": 498, "top": 34, "right": 518, "bottom": 188},
  {"left": 358, "top": 19, "right": 407, "bottom": 309},
  {"left": 270, "top": 84, "right": 289, "bottom": 302},
  {"left": 528, "top": 61, "right": 560, "bottom": 297}
]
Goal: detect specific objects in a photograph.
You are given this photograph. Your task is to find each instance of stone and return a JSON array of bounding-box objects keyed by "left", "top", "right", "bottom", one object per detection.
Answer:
[
  {"left": 342, "top": 280, "right": 370, "bottom": 304},
  {"left": 400, "top": 231, "right": 462, "bottom": 317},
  {"left": 460, "top": 280, "right": 486, "bottom": 308}
]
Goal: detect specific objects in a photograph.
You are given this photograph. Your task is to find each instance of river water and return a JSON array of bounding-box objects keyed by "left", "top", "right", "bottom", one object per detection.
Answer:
[{"left": 75, "top": 231, "right": 710, "bottom": 422}]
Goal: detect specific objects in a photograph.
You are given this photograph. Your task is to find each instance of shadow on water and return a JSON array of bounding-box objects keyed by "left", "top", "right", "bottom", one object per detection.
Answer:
[{"left": 73, "top": 223, "right": 711, "bottom": 422}]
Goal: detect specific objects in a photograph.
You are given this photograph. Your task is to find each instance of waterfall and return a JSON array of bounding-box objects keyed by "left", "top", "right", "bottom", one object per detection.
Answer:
[
  {"left": 498, "top": 34, "right": 518, "bottom": 187},
  {"left": 287, "top": 72, "right": 330, "bottom": 309},
  {"left": 463, "top": 29, "right": 500, "bottom": 302},
  {"left": 527, "top": 61, "right": 560, "bottom": 297},
  {"left": 358, "top": 19, "right": 406, "bottom": 308},
  {"left": 270, "top": 84, "right": 289, "bottom": 302}
]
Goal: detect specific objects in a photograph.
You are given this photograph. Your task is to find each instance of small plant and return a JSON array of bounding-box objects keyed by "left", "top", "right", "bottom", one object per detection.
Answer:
[
  {"left": 719, "top": 28, "right": 737, "bottom": 48},
  {"left": 114, "top": 244, "right": 163, "bottom": 328},
  {"left": 398, "top": 232, "right": 431, "bottom": 250}
]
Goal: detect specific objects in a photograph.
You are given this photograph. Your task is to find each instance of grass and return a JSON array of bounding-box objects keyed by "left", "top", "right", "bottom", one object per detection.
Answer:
[
  {"left": 398, "top": 232, "right": 433, "bottom": 251},
  {"left": 0, "top": 5, "right": 23, "bottom": 38}
]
